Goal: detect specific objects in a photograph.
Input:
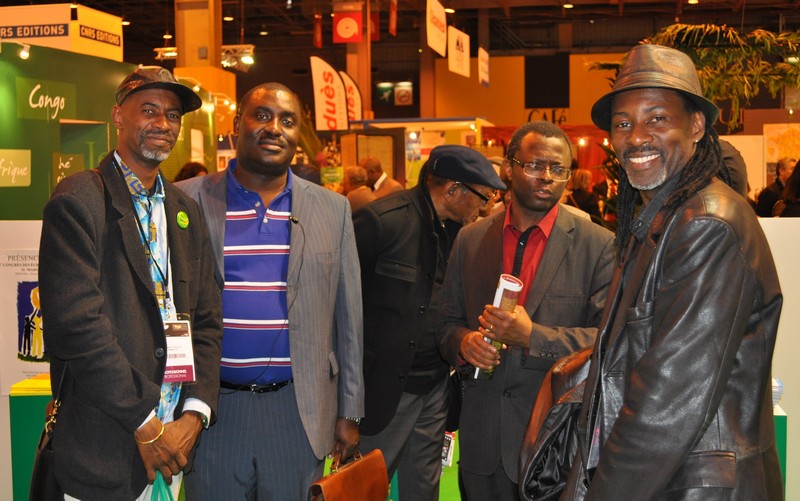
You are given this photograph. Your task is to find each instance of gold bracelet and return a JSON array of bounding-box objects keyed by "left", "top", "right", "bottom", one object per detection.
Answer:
[{"left": 136, "top": 420, "right": 165, "bottom": 445}]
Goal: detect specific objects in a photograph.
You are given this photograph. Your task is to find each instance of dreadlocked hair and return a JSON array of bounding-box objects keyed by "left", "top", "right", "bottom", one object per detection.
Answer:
[{"left": 614, "top": 102, "right": 731, "bottom": 260}]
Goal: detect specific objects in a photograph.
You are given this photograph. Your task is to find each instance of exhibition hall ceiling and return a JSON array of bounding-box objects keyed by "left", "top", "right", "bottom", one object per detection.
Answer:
[{"left": 5, "top": 0, "right": 800, "bottom": 64}]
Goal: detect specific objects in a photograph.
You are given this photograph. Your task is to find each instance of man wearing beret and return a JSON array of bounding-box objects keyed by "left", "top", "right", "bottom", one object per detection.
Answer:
[
  {"left": 563, "top": 44, "right": 782, "bottom": 499},
  {"left": 437, "top": 121, "right": 615, "bottom": 499},
  {"left": 354, "top": 144, "right": 506, "bottom": 499},
  {"left": 39, "top": 66, "right": 222, "bottom": 500}
]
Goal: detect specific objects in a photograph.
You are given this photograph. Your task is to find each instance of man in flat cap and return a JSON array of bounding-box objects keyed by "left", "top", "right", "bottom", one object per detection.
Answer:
[
  {"left": 561, "top": 44, "right": 783, "bottom": 499},
  {"left": 437, "top": 121, "right": 615, "bottom": 499},
  {"left": 354, "top": 144, "right": 505, "bottom": 499},
  {"left": 39, "top": 66, "right": 222, "bottom": 500}
]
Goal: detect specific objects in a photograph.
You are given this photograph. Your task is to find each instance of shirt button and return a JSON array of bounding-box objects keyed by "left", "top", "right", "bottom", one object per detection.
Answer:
[
  {"left": 409, "top": 341, "right": 416, "bottom": 349},
  {"left": 155, "top": 347, "right": 165, "bottom": 358},
  {"left": 418, "top": 306, "right": 426, "bottom": 314},
  {"left": 503, "top": 390, "right": 512, "bottom": 398}
]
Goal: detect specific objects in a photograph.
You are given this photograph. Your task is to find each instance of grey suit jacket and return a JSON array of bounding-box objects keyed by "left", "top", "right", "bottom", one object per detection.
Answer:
[
  {"left": 438, "top": 205, "right": 615, "bottom": 482},
  {"left": 178, "top": 168, "right": 364, "bottom": 459},
  {"left": 40, "top": 154, "right": 223, "bottom": 500}
]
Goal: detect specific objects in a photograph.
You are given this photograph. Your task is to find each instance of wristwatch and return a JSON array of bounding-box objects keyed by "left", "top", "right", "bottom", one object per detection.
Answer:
[{"left": 343, "top": 416, "right": 362, "bottom": 425}]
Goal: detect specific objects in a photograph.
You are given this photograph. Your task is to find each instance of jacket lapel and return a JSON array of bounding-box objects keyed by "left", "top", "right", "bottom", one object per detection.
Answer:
[
  {"left": 524, "top": 207, "right": 574, "bottom": 314},
  {"left": 474, "top": 212, "right": 505, "bottom": 294},
  {"left": 287, "top": 174, "right": 308, "bottom": 307},
  {"left": 197, "top": 171, "right": 228, "bottom": 285},
  {"left": 164, "top": 183, "right": 191, "bottom": 313},
  {"left": 100, "top": 157, "right": 156, "bottom": 301}
]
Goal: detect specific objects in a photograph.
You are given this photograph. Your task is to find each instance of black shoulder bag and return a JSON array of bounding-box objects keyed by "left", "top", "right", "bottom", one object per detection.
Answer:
[{"left": 29, "top": 364, "right": 66, "bottom": 501}]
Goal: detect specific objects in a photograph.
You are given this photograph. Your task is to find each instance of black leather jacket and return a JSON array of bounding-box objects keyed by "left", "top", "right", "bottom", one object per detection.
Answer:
[{"left": 572, "top": 179, "right": 783, "bottom": 500}]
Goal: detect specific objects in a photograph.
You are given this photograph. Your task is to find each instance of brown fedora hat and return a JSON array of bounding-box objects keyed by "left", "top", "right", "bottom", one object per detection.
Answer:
[{"left": 591, "top": 44, "right": 719, "bottom": 132}]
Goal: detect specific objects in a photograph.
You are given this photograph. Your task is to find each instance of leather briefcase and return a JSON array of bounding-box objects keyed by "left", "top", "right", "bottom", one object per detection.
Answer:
[{"left": 309, "top": 449, "right": 389, "bottom": 501}]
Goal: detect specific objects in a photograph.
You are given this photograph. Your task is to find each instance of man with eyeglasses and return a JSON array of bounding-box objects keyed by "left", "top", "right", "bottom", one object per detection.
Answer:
[
  {"left": 353, "top": 145, "right": 505, "bottom": 500},
  {"left": 437, "top": 121, "right": 615, "bottom": 499}
]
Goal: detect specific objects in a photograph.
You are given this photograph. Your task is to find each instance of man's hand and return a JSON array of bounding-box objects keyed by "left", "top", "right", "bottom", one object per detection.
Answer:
[
  {"left": 134, "top": 417, "right": 188, "bottom": 484},
  {"left": 479, "top": 304, "right": 532, "bottom": 349},
  {"left": 459, "top": 331, "right": 501, "bottom": 372},
  {"left": 167, "top": 412, "right": 204, "bottom": 464},
  {"left": 329, "top": 418, "right": 360, "bottom": 469}
]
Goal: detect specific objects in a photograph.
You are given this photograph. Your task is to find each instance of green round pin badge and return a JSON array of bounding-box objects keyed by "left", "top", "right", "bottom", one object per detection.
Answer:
[{"left": 177, "top": 211, "right": 190, "bottom": 229}]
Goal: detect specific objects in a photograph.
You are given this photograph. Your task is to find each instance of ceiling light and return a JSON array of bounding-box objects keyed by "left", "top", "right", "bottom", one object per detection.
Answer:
[
  {"left": 444, "top": 8, "right": 455, "bottom": 14},
  {"left": 563, "top": 2, "right": 574, "bottom": 8},
  {"left": 220, "top": 44, "right": 256, "bottom": 72},
  {"left": 259, "top": 30, "right": 269, "bottom": 36},
  {"left": 121, "top": 19, "right": 131, "bottom": 26},
  {"left": 223, "top": 16, "right": 234, "bottom": 22},
  {"left": 687, "top": 0, "right": 699, "bottom": 4},
  {"left": 163, "top": 32, "right": 173, "bottom": 40},
  {"left": 18, "top": 43, "right": 31, "bottom": 60},
  {"left": 154, "top": 47, "right": 178, "bottom": 59}
]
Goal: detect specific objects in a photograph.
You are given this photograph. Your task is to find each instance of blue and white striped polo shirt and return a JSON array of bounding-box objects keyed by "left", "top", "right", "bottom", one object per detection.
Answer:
[{"left": 220, "top": 160, "right": 293, "bottom": 385}]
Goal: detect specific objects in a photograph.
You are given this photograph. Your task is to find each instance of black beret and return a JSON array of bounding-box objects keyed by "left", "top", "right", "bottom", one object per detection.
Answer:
[{"left": 429, "top": 145, "right": 506, "bottom": 190}]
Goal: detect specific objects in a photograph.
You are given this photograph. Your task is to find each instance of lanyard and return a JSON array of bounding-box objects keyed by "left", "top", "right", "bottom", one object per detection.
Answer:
[
  {"left": 112, "top": 157, "right": 172, "bottom": 309},
  {"left": 131, "top": 196, "right": 171, "bottom": 301}
]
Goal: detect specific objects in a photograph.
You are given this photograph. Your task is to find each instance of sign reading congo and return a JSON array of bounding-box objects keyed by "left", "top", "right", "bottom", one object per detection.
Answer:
[
  {"left": 16, "top": 77, "right": 76, "bottom": 122},
  {"left": 0, "top": 149, "right": 32, "bottom": 187},
  {"left": 309, "top": 56, "right": 349, "bottom": 131}
]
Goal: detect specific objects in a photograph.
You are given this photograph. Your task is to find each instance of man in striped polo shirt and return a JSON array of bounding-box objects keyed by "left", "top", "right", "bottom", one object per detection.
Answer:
[{"left": 178, "top": 83, "right": 363, "bottom": 500}]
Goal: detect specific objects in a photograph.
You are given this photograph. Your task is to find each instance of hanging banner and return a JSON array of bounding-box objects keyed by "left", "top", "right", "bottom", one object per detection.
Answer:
[
  {"left": 333, "top": 2, "right": 363, "bottom": 44},
  {"left": 313, "top": 14, "right": 323, "bottom": 49},
  {"left": 0, "top": 4, "right": 123, "bottom": 61},
  {"left": 447, "top": 26, "right": 470, "bottom": 78},
  {"left": 478, "top": 47, "right": 490, "bottom": 87},
  {"left": 389, "top": 0, "right": 398, "bottom": 37},
  {"left": 338, "top": 71, "right": 363, "bottom": 122},
  {"left": 310, "top": 56, "right": 349, "bottom": 131},
  {"left": 426, "top": 0, "right": 447, "bottom": 57},
  {"left": 370, "top": 11, "right": 380, "bottom": 41}
]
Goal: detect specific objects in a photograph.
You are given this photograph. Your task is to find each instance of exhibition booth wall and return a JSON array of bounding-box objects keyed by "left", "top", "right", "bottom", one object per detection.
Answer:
[{"left": 0, "top": 44, "right": 216, "bottom": 220}]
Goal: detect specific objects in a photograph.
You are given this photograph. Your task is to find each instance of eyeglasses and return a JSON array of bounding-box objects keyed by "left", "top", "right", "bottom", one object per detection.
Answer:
[
  {"left": 509, "top": 157, "right": 572, "bottom": 182},
  {"left": 455, "top": 182, "right": 495, "bottom": 207}
]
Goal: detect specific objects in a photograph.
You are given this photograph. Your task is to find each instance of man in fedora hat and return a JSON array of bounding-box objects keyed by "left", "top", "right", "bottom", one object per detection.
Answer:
[
  {"left": 39, "top": 66, "right": 222, "bottom": 500},
  {"left": 563, "top": 44, "right": 783, "bottom": 499}
]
